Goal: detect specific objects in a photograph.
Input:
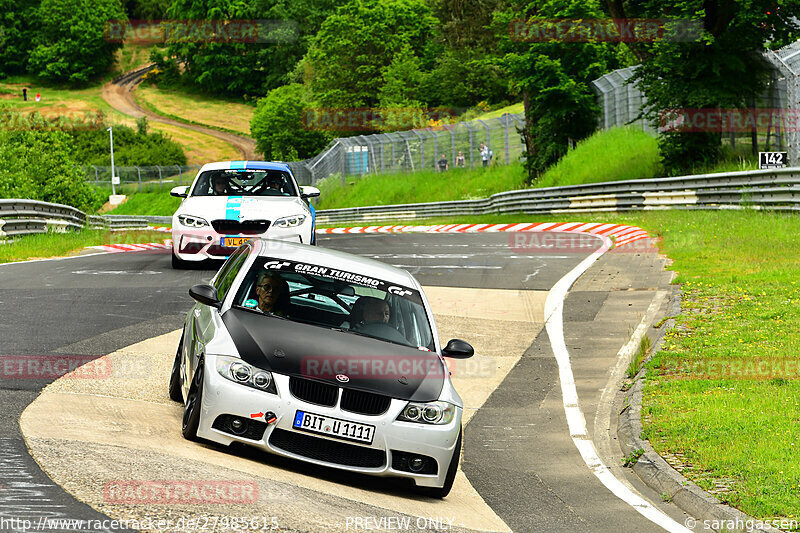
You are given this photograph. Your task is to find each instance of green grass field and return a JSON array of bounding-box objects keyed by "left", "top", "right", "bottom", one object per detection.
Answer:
[{"left": 0, "top": 229, "right": 169, "bottom": 263}]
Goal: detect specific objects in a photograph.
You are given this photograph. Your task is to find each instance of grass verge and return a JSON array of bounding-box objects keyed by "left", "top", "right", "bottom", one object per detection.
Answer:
[
  {"left": 105, "top": 190, "right": 182, "bottom": 216},
  {"left": 319, "top": 209, "right": 799, "bottom": 526},
  {"left": 314, "top": 163, "right": 527, "bottom": 210},
  {"left": 0, "top": 229, "right": 169, "bottom": 263},
  {"left": 135, "top": 85, "right": 254, "bottom": 136}
]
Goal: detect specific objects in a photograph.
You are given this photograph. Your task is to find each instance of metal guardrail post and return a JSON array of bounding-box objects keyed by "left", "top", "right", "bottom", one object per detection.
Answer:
[
  {"left": 92, "top": 166, "right": 98, "bottom": 186},
  {"left": 157, "top": 165, "right": 162, "bottom": 189},
  {"left": 432, "top": 128, "right": 438, "bottom": 166},
  {"left": 477, "top": 119, "right": 490, "bottom": 152},
  {"left": 137, "top": 166, "right": 142, "bottom": 191}
]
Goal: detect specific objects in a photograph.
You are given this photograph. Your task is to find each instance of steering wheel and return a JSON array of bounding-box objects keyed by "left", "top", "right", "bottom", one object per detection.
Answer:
[{"left": 353, "top": 322, "right": 409, "bottom": 345}]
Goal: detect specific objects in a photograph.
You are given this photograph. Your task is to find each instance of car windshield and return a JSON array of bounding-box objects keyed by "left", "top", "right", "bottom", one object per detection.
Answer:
[
  {"left": 231, "top": 257, "right": 435, "bottom": 350},
  {"left": 191, "top": 169, "right": 298, "bottom": 197}
]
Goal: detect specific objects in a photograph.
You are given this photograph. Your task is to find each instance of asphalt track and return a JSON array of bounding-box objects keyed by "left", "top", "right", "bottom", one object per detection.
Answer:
[{"left": 0, "top": 232, "right": 696, "bottom": 532}]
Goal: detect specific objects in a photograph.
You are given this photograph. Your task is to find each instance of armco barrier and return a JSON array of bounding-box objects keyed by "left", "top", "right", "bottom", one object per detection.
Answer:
[
  {"left": 314, "top": 167, "right": 800, "bottom": 225},
  {"left": 3, "top": 167, "right": 799, "bottom": 239},
  {"left": 0, "top": 200, "right": 149, "bottom": 239}
]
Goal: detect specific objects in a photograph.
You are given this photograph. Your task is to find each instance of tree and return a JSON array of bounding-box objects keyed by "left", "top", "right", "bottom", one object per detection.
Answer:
[
  {"left": 609, "top": 0, "right": 800, "bottom": 173},
  {"left": 0, "top": 0, "right": 39, "bottom": 77},
  {"left": 157, "top": 0, "right": 337, "bottom": 97},
  {"left": 302, "top": 0, "right": 439, "bottom": 108},
  {"left": 27, "top": 0, "right": 126, "bottom": 83},
  {"left": 500, "top": 0, "right": 617, "bottom": 182},
  {"left": 250, "top": 84, "right": 332, "bottom": 161}
]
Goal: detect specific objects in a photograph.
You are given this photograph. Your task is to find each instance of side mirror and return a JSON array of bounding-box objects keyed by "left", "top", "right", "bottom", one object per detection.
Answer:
[
  {"left": 300, "top": 186, "right": 321, "bottom": 199},
  {"left": 189, "top": 284, "right": 221, "bottom": 309},
  {"left": 442, "top": 339, "right": 474, "bottom": 359},
  {"left": 170, "top": 186, "right": 189, "bottom": 198}
]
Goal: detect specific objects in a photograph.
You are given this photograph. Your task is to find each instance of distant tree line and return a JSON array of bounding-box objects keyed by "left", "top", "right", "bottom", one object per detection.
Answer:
[{"left": 3, "top": 0, "right": 800, "bottom": 183}]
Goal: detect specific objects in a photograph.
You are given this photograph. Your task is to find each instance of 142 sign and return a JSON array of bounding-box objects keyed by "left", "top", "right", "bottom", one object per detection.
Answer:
[{"left": 759, "top": 152, "right": 787, "bottom": 169}]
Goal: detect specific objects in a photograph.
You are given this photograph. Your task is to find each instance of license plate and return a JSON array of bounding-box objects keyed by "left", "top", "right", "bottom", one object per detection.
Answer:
[
  {"left": 221, "top": 237, "right": 248, "bottom": 247},
  {"left": 292, "top": 410, "right": 375, "bottom": 444}
]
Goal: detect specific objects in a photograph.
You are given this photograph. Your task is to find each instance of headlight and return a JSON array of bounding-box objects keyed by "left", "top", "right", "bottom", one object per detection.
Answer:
[
  {"left": 397, "top": 401, "right": 455, "bottom": 425},
  {"left": 178, "top": 214, "right": 209, "bottom": 228},
  {"left": 215, "top": 356, "right": 276, "bottom": 394},
  {"left": 272, "top": 215, "right": 306, "bottom": 228}
]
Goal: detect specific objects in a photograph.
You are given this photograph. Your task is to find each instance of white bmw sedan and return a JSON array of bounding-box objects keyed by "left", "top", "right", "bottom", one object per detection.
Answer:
[
  {"left": 170, "top": 161, "right": 319, "bottom": 268},
  {"left": 169, "top": 239, "right": 474, "bottom": 497}
]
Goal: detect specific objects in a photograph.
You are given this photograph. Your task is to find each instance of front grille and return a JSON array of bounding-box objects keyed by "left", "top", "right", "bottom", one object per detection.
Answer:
[
  {"left": 211, "top": 219, "right": 270, "bottom": 235},
  {"left": 289, "top": 377, "right": 338, "bottom": 407},
  {"left": 341, "top": 389, "right": 391, "bottom": 416},
  {"left": 212, "top": 414, "right": 268, "bottom": 441},
  {"left": 270, "top": 428, "right": 386, "bottom": 468}
]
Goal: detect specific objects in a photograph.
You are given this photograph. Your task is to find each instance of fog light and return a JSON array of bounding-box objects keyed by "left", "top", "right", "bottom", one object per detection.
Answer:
[
  {"left": 230, "top": 417, "right": 247, "bottom": 435},
  {"left": 408, "top": 457, "right": 425, "bottom": 473}
]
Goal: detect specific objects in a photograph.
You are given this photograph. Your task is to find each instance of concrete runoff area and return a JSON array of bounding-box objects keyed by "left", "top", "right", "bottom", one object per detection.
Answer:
[{"left": 21, "top": 286, "right": 547, "bottom": 532}]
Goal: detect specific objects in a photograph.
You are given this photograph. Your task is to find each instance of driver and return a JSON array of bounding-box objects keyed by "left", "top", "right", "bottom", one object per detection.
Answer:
[
  {"left": 211, "top": 175, "right": 231, "bottom": 195},
  {"left": 361, "top": 298, "right": 390, "bottom": 325},
  {"left": 255, "top": 271, "right": 289, "bottom": 316}
]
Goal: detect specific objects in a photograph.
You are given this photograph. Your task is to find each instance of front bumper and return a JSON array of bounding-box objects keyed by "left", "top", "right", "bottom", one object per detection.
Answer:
[
  {"left": 171, "top": 224, "right": 309, "bottom": 261},
  {"left": 195, "top": 354, "right": 462, "bottom": 489}
]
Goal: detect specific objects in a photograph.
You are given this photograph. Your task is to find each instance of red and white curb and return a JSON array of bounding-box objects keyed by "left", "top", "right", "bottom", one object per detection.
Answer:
[
  {"left": 316, "top": 222, "right": 649, "bottom": 247},
  {"left": 89, "top": 240, "right": 172, "bottom": 253},
  {"left": 148, "top": 226, "right": 172, "bottom": 233}
]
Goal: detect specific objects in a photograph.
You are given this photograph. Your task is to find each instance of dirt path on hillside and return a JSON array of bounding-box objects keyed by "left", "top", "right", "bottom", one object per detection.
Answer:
[{"left": 101, "top": 65, "right": 258, "bottom": 160}]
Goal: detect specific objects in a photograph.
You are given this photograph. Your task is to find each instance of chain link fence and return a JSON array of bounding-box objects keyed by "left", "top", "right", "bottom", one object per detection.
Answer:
[
  {"left": 295, "top": 113, "right": 526, "bottom": 185},
  {"left": 83, "top": 165, "right": 201, "bottom": 191},
  {"left": 592, "top": 46, "right": 797, "bottom": 161}
]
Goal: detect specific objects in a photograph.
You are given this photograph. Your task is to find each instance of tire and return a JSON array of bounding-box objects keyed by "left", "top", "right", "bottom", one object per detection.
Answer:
[
  {"left": 171, "top": 251, "right": 187, "bottom": 269},
  {"left": 421, "top": 427, "right": 462, "bottom": 499},
  {"left": 168, "top": 337, "right": 184, "bottom": 402},
  {"left": 181, "top": 359, "right": 204, "bottom": 441}
]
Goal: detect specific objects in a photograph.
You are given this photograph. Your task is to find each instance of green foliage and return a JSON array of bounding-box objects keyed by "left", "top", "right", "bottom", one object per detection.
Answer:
[
  {"left": 422, "top": 48, "right": 510, "bottom": 109},
  {"left": 250, "top": 83, "right": 331, "bottom": 160},
  {"left": 303, "top": 0, "right": 439, "bottom": 107},
  {"left": 69, "top": 124, "right": 187, "bottom": 166},
  {"left": 0, "top": 130, "right": 104, "bottom": 211},
  {"left": 156, "top": 0, "right": 337, "bottom": 97},
  {"left": 623, "top": 0, "right": 800, "bottom": 174},
  {"left": 0, "top": 0, "right": 39, "bottom": 77},
  {"left": 499, "top": 0, "right": 618, "bottom": 182},
  {"left": 27, "top": 0, "right": 127, "bottom": 83}
]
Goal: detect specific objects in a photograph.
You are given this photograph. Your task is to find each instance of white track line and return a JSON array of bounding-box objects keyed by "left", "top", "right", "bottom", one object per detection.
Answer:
[{"left": 543, "top": 235, "right": 691, "bottom": 533}]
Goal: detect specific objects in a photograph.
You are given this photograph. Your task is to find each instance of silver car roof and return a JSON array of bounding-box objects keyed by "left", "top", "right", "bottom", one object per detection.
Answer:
[{"left": 253, "top": 239, "right": 420, "bottom": 289}]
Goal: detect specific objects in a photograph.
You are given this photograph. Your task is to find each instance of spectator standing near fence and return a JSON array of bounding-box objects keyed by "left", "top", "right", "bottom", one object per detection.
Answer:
[
  {"left": 22, "top": 88, "right": 27, "bottom": 101},
  {"left": 35, "top": 92, "right": 41, "bottom": 102},
  {"left": 437, "top": 154, "right": 448, "bottom": 172},
  {"left": 455, "top": 151, "right": 465, "bottom": 168},
  {"left": 479, "top": 143, "right": 490, "bottom": 167}
]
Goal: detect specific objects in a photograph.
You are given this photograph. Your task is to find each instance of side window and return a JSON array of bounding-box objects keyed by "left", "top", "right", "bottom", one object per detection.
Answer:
[{"left": 213, "top": 246, "right": 249, "bottom": 301}]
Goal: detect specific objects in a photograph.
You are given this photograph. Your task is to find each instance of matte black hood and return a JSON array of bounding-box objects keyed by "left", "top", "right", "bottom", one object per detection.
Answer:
[{"left": 222, "top": 308, "right": 444, "bottom": 402}]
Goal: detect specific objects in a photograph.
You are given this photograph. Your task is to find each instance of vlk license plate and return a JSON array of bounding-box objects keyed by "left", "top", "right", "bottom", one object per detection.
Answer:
[
  {"left": 221, "top": 237, "right": 248, "bottom": 247},
  {"left": 292, "top": 410, "right": 375, "bottom": 444}
]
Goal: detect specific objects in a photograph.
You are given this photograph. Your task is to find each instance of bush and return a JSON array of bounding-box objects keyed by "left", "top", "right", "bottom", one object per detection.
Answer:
[
  {"left": 69, "top": 124, "right": 187, "bottom": 166},
  {"left": 0, "top": 130, "right": 104, "bottom": 212},
  {"left": 251, "top": 83, "right": 331, "bottom": 161}
]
